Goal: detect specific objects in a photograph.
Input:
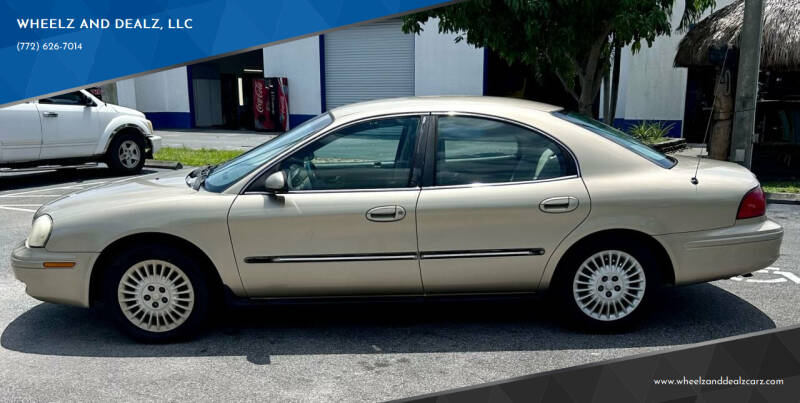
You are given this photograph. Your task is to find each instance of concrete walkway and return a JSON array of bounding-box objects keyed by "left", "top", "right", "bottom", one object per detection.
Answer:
[
  {"left": 156, "top": 129, "right": 277, "bottom": 151},
  {"left": 674, "top": 145, "right": 707, "bottom": 158}
]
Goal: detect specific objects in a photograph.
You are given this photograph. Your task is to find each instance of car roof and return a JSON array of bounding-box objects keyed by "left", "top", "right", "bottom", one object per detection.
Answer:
[{"left": 329, "top": 96, "right": 563, "bottom": 120}]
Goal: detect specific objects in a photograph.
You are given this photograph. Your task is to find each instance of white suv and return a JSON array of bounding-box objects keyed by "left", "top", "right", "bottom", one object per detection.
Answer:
[{"left": 0, "top": 89, "right": 162, "bottom": 173}]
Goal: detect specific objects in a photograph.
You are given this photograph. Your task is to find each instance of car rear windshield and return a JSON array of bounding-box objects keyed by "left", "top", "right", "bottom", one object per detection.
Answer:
[{"left": 553, "top": 111, "right": 676, "bottom": 169}]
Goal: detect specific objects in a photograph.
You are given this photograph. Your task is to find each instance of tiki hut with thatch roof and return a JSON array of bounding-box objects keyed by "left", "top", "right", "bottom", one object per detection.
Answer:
[
  {"left": 675, "top": 0, "right": 800, "bottom": 71},
  {"left": 675, "top": 0, "right": 800, "bottom": 175}
]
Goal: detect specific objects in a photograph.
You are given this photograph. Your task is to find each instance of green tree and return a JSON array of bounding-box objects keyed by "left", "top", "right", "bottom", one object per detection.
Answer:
[{"left": 402, "top": 0, "right": 715, "bottom": 116}]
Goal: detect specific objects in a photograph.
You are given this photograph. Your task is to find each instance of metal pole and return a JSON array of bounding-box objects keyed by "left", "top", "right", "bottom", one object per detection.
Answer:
[{"left": 730, "top": 0, "right": 765, "bottom": 168}]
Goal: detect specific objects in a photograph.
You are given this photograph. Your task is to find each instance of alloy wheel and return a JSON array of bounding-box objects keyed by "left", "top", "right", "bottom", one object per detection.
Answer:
[
  {"left": 572, "top": 250, "right": 646, "bottom": 321},
  {"left": 118, "top": 140, "right": 141, "bottom": 169}
]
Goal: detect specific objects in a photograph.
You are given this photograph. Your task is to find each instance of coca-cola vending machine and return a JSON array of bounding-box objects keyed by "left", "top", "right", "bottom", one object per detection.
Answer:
[
  {"left": 87, "top": 86, "right": 103, "bottom": 101},
  {"left": 253, "top": 77, "right": 289, "bottom": 132}
]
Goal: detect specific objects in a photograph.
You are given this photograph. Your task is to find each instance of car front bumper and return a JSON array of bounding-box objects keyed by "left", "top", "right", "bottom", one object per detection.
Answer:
[
  {"left": 146, "top": 135, "right": 162, "bottom": 158},
  {"left": 10, "top": 241, "right": 98, "bottom": 307},
  {"left": 656, "top": 218, "right": 784, "bottom": 285}
]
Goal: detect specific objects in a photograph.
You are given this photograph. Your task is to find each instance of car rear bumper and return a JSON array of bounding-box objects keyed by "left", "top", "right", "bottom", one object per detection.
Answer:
[
  {"left": 10, "top": 241, "right": 97, "bottom": 307},
  {"left": 656, "top": 218, "right": 783, "bottom": 285}
]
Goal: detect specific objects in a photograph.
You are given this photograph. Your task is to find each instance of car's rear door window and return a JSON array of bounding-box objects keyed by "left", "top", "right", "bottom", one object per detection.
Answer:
[{"left": 434, "top": 116, "right": 577, "bottom": 186}]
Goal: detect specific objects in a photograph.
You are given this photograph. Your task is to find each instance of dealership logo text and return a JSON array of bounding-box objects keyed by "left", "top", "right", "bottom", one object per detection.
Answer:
[{"left": 16, "top": 18, "right": 193, "bottom": 30}]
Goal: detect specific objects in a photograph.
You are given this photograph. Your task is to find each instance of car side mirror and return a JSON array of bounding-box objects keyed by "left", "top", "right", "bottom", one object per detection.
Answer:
[{"left": 264, "top": 171, "right": 287, "bottom": 192}]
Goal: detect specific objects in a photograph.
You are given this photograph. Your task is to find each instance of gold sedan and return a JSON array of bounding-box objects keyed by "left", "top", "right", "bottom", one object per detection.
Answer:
[{"left": 11, "top": 97, "right": 782, "bottom": 341}]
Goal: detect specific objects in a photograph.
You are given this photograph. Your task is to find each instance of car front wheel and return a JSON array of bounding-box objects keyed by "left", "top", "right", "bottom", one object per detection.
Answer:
[
  {"left": 103, "top": 246, "right": 210, "bottom": 342},
  {"left": 556, "top": 241, "right": 658, "bottom": 331}
]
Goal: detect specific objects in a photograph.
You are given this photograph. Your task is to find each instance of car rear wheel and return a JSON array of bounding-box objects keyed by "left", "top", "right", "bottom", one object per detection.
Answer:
[
  {"left": 107, "top": 133, "right": 145, "bottom": 173},
  {"left": 103, "top": 246, "right": 210, "bottom": 342},
  {"left": 555, "top": 240, "right": 658, "bottom": 331}
]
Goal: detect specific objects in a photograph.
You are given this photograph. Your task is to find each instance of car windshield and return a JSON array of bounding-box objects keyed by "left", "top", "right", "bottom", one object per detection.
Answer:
[
  {"left": 553, "top": 111, "right": 676, "bottom": 169},
  {"left": 203, "top": 113, "right": 333, "bottom": 192}
]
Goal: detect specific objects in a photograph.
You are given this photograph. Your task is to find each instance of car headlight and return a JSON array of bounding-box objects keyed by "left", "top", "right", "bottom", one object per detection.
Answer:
[
  {"left": 26, "top": 214, "right": 53, "bottom": 248},
  {"left": 145, "top": 119, "right": 154, "bottom": 133}
]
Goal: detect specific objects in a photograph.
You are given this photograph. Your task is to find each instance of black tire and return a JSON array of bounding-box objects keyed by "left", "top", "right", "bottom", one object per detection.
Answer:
[
  {"left": 553, "top": 238, "right": 662, "bottom": 332},
  {"left": 102, "top": 245, "right": 211, "bottom": 342},
  {"left": 107, "top": 132, "right": 145, "bottom": 174}
]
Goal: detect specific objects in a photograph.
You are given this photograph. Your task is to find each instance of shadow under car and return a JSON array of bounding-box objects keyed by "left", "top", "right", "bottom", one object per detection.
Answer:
[{"left": 0, "top": 283, "right": 775, "bottom": 365}]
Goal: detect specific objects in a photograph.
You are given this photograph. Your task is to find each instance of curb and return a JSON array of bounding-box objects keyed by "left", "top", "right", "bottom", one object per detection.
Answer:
[
  {"left": 653, "top": 138, "right": 687, "bottom": 154},
  {"left": 766, "top": 192, "right": 800, "bottom": 205},
  {"left": 145, "top": 160, "right": 183, "bottom": 170}
]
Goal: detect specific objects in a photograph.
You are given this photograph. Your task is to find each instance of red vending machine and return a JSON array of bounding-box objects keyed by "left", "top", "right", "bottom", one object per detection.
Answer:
[
  {"left": 253, "top": 77, "right": 290, "bottom": 132},
  {"left": 87, "top": 86, "right": 103, "bottom": 101}
]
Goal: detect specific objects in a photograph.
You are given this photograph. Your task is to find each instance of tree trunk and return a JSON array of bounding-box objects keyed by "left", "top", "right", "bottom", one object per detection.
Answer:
[
  {"left": 578, "top": 74, "right": 597, "bottom": 117},
  {"left": 603, "top": 69, "right": 611, "bottom": 123},
  {"left": 555, "top": 26, "right": 612, "bottom": 118},
  {"left": 708, "top": 66, "right": 735, "bottom": 160},
  {"left": 578, "top": 96, "right": 594, "bottom": 116},
  {"left": 608, "top": 43, "right": 621, "bottom": 124},
  {"left": 709, "top": 120, "right": 732, "bottom": 160}
]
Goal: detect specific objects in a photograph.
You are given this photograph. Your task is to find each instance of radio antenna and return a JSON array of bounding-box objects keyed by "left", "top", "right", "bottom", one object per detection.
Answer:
[{"left": 692, "top": 48, "right": 730, "bottom": 185}]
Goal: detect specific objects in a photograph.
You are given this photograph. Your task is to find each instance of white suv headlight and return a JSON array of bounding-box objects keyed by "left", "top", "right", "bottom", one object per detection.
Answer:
[{"left": 27, "top": 215, "right": 53, "bottom": 248}]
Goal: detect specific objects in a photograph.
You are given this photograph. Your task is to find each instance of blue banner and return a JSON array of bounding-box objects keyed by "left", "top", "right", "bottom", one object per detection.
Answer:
[{"left": 0, "top": 0, "right": 451, "bottom": 105}]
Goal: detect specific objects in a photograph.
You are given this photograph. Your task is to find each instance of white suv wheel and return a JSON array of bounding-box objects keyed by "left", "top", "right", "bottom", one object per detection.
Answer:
[{"left": 118, "top": 140, "right": 141, "bottom": 169}]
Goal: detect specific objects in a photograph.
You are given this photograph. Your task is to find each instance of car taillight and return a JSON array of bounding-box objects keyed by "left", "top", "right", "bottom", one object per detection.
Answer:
[{"left": 737, "top": 186, "right": 766, "bottom": 219}]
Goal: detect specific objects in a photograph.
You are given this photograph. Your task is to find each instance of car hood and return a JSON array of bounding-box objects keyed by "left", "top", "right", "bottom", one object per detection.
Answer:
[
  {"left": 38, "top": 169, "right": 196, "bottom": 217},
  {"left": 109, "top": 104, "right": 146, "bottom": 118}
]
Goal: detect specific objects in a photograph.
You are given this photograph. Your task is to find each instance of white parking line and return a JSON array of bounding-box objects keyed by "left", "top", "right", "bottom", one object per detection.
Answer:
[
  {"left": 773, "top": 269, "right": 800, "bottom": 284},
  {"left": 0, "top": 181, "right": 109, "bottom": 198},
  {"left": 49, "top": 185, "right": 87, "bottom": 190},
  {"left": 737, "top": 277, "right": 787, "bottom": 283},
  {"left": 0, "top": 183, "right": 102, "bottom": 195},
  {"left": 0, "top": 187, "right": 72, "bottom": 196},
  {"left": 0, "top": 194, "right": 66, "bottom": 198},
  {"left": 0, "top": 206, "right": 37, "bottom": 212},
  {"left": 731, "top": 267, "right": 800, "bottom": 284},
  {"left": 75, "top": 180, "right": 108, "bottom": 186}
]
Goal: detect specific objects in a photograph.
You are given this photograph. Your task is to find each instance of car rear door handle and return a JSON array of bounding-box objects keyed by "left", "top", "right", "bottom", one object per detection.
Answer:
[
  {"left": 366, "top": 205, "right": 406, "bottom": 222},
  {"left": 539, "top": 196, "right": 579, "bottom": 213},
  {"left": 42, "top": 112, "right": 58, "bottom": 117}
]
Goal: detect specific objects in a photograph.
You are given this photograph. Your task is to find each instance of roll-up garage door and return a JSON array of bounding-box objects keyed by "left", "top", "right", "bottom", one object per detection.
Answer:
[{"left": 324, "top": 19, "right": 415, "bottom": 109}]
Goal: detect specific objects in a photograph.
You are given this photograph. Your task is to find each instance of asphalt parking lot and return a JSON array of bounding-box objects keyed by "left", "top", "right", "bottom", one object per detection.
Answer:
[{"left": 1, "top": 167, "right": 799, "bottom": 402}]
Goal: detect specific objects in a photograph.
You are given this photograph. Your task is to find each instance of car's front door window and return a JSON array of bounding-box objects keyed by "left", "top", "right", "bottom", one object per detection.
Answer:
[
  {"left": 277, "top": 116, "right": 421, "bottom": 191},
  {"left": 39, "top": 91, "right": 87, "bottom": 105}
]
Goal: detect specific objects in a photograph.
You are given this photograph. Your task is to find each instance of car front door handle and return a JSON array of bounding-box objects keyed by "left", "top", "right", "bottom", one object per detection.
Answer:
[
  {"left": 42, "top": 112, "right": 58, "bottom": 117},
  {"left": 539, "top": 196, "right": 579, "bottom": 213},
  {"left": 366, "top": 205, "right": 406, "bottom": 222}
]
